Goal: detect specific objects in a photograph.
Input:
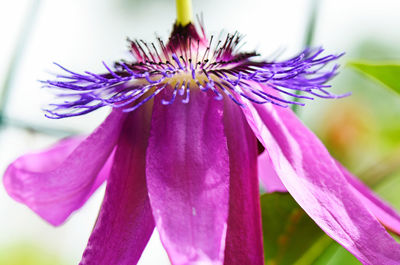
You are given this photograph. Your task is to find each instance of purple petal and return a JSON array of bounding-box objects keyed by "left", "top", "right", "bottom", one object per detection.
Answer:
[
  {"left": 257, "top": 151, "right": 287, "bottom": 193},
  {"left": 337, "top": 162, "right": 400, "bottom": 236},
  {"left": 3, "top": 110, "right": 125, "bottom": 226},
  {"left": 241, "top": 83, "right": 400, "bottom": 264},
  {"left": 80, "top": 107, "right": 154, "bottom": 265},
  {"left": 146, "top": 90, "right": 230, "bottom": 265},
  {"left": 223, "top": 100, "right": 264, "bottom": 265}
]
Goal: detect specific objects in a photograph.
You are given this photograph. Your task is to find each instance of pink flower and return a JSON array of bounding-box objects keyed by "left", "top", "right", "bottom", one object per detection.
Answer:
[{"left": 4, "top": 22, "right": 400, "bottom": 265}]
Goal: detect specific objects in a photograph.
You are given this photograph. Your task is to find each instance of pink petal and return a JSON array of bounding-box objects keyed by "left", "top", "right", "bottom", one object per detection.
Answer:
[
  {"left": 257, "top": 151, "right": 287, "bottom": 193},
  {"left": 3, "top": 110, "right": 125, "bottom": 226},
  {"left": 146, "top": 91, "right": 230, "bottom": 265},
  {"left": 223, "top": 100, "right": 264, "bottom": 265},
  {"left": 337, "top": 162, "right": 400, "bottom": 236},
  {"left": 80, "top": 108, "right": 154, "bottom": 265},
  {"left": 241, "top": 83, "right": 400, "bottom": 264}
]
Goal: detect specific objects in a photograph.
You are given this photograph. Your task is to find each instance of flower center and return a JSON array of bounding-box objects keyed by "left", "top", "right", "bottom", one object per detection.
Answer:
[
  {"left": 43, "top": 23, "right": 346, "bottom": 119},
  {"left": 118, "top": 31, "right": 252, "bottom": 107}
]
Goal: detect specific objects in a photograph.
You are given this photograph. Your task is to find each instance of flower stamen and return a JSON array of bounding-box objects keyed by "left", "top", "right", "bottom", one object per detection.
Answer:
[{"left": 42, "top": 23, "right": 347, "bottom": 119}]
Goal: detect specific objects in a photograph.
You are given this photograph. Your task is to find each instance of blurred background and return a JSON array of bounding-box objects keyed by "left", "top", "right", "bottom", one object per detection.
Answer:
[{"left": 1, "top": 0, "right": 400, "bottom": 264}]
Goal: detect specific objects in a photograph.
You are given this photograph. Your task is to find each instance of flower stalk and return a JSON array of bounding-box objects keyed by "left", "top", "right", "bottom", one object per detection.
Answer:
[{"left": 176, "top": 0, "right": 193, "bottom": 26}]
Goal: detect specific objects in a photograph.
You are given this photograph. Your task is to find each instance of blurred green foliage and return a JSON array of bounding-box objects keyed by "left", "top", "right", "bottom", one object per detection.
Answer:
[
  {"left": 261, "top": 193, "right": 360, "bottom": 265},
  {"left": 0, "top": 243, "right": 66, "bottom": 265},
  {"left": 306, "top": 41, "right": 400, "bottom": 177}
]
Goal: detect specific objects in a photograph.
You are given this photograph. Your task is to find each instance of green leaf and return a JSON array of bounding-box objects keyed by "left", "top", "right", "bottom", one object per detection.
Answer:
[
  {"left": 261, "top": 193, "right": 360, "bottom": 265},
  {"left": 348, "top": 62, "right": 400, "bottom": 94}
]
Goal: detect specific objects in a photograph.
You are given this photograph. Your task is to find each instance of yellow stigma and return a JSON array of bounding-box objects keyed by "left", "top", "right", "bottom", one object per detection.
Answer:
[{"left": 176, "top": 0, "right": 193, "bottom": 26}]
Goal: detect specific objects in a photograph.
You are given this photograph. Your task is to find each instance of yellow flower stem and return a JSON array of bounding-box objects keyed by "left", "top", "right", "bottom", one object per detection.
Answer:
[{"left": 176, "top": 0, "right": 193, "bottom": 26}]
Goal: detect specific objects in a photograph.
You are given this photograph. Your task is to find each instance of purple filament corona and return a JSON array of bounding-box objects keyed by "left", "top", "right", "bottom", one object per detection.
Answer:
[{"left": 42, "top": 24, "right": 348, "bottom": 119}]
